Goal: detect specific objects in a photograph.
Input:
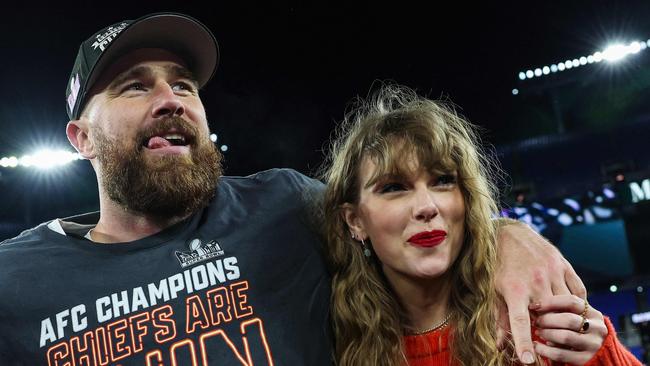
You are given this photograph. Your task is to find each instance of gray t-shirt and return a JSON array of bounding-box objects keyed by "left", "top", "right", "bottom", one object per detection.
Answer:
[{"left": 0, "top": 168, "right": 332, "bottom": 365}]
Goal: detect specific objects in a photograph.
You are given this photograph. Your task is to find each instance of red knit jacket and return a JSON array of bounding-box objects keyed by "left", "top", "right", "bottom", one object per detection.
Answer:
[{"left": 404, "top": 317, "right": 641, "bottom": 366}]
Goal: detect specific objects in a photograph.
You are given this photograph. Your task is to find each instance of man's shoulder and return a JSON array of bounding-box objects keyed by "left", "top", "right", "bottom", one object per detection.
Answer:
[
  {"left": 0, "top": 222, "right": 53, "bottom": 274},
  {"left": 209, "top": 168, "right": 324, "bottom": 223},
  {"left": 0, "top": 222, "right": 48, "bottom": 249},
  {"left": 0, "top": 212, "right": 97, "bottom": 254},
  {"left": 221, "top": 168, "right": 324, "bottom": 192}
]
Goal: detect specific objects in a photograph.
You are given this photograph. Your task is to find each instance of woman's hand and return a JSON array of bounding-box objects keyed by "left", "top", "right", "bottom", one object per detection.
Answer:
[{"left": 530, "top": 294, "right": 607, "bottom": 365}]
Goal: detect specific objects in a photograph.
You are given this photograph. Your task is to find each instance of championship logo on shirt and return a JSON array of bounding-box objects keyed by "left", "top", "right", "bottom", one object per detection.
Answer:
[{"left": 175, "top": 237, "right": 224, "bottom": 268}]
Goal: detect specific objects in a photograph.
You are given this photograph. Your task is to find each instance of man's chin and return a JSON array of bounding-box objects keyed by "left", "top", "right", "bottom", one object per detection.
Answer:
[
  {"left": 97, "top": 132, "right": 223, "bottom": 220},
  {"left": 114, "top": 171, "right": 217, "bottom": 219},
  {"left": 142, "top": 150, "right": 195, "bottom": 169},
  {"left": 126, "top": 194, "right": 211, "bottom": 220}
]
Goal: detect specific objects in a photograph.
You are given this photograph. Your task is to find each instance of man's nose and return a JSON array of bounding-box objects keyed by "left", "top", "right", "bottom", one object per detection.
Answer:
[{"left": 151, "top": 83, "right": 185, "bottom": 118}]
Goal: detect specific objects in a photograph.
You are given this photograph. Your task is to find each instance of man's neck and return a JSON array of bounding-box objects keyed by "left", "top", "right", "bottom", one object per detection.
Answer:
[{"left": 92, "top": 194, "right": 190, "bottom": 243}]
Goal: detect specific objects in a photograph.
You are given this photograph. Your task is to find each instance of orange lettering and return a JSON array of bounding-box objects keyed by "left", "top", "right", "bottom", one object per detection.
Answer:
[
  {"left": 206, "top": 287, "right": 232, "bottom": 325},
  {"left": 107, "top": 319, "right": 132, "bottom": 361},
  {"left": 46, "top": 342, "right": 70, "bottom": 366},
  {"left": 170, "top": 339, "right": 199, "bottom": 366},
  {"left": 152, "top": 305, "right": 176, "bottom": 343},
  {"left": 230, "top": 281, "right": 253, "bottom": 319},
  {"left": 69, "top": 331, "right": 96, "bottom": 366},
  {"left": 185, "top": 295, "right": 210, "bottom": 334},
  {"left": 129, "top": 312, "right": 150, "bottom": 353}
]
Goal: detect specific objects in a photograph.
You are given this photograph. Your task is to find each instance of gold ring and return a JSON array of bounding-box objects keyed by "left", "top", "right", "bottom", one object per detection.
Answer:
[{"left": 578, "top": 299, "right": 589, "bottom": 334}]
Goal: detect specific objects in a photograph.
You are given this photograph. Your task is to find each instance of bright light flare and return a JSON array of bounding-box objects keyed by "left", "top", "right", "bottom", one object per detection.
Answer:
[
  {"left": 609, "top": 285, "right": 618, "bottom": 293},
  {"left": 603, "top": 44, "right": 629, "bottom": 62},
  {"left": 517, "top": 38, "right": 649, "bottom": 82},
  {"left": 602, "top": 41, "right": 643, "bottom": 62},
  {"left": 1, "top": 149, "right": 81, "bottom": 170}
]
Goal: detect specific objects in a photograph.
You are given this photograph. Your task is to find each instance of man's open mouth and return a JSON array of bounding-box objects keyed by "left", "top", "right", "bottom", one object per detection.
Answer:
[{"left": 143, "top": 132, "right": 192, "bottom": 149}]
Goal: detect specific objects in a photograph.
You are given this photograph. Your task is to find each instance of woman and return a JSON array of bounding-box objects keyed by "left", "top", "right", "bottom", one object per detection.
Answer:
[{"left": 321, "top": 84, "right": 639, "bottom": 365}]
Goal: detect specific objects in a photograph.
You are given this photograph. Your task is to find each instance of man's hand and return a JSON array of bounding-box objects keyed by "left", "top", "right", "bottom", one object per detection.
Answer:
[{"left": 494, "top": 219, "right": 586, "bottom": 364}]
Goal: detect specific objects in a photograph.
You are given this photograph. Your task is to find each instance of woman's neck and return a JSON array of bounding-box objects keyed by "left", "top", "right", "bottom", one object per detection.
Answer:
[{"left": 384, "top": 269, "right": 452, "bottom": 332}]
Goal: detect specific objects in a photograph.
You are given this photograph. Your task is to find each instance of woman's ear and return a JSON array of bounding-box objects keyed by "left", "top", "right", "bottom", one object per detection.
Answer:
[{"left": 342, "top": 203, "right": 367, "bottom": 240}]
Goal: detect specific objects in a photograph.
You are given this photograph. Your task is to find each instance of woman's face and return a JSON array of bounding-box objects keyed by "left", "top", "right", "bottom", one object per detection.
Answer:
[{"left": 347, "top": 155, "right": 466, "bottom": 284}]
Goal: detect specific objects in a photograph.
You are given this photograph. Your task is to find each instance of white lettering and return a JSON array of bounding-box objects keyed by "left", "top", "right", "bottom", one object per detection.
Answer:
[
  {"left": 183, "top": 269, "right": 194, "bottom": 293},
  {"left": 224, "top": 257, "right": 240, "bottom": 280},
  {"left": 206, "top": 260, "right": 226, "bottom": 284},
  {"left": 630, "top": 179, "right": 650, "bottom": 203},
  {"left": 39, "top": 318, "right": 57, "bottom": 347},
  {"left": 96, "top": 296, "right": 112, "bottom": 323},
  {"left": 55, "top": 309, "right": 69, "bottom": 339},
  {"left": 191, "top": 265, "right": 209, "bottom": 291},
  {"left": 168, "top": 273, "right": 185, "bottom": 299},
  {"left": 131, "top": 286, "right": 149, "bottom": 311},
  {"left": 148, "top": 279, "right": 170, "bottom": 305},
  {"left": 41, "top": 254, "right": 242, "bottom": 347},
  {"left": 111, "top": 290, "right": 130, "bottom": 318},
  {"left": 70, "top": 304, "right": 87, "bottom": 332},
  {"left": 91, "top": 23, "right": 128, "bottom": 52}
]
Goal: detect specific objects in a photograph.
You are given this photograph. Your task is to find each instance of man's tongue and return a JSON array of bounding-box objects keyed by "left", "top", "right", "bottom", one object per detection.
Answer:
[{"left": 147, "top": 136, "right": 172, "bottom": 149}]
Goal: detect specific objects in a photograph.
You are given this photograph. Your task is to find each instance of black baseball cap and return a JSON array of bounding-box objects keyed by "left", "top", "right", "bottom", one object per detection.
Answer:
[{"left": 65, "top": 12, "right": 219, "bottom": 120}]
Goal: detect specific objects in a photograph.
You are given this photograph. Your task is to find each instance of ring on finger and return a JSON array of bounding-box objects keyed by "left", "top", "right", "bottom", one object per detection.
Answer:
[{"left": 577, "top": 299, "right": 590, "bottom": 334}]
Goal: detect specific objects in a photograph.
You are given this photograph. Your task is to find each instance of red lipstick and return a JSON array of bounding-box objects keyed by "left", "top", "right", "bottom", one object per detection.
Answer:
[{"left": 407, "top": 230, "right": 447, "bottom": 248}]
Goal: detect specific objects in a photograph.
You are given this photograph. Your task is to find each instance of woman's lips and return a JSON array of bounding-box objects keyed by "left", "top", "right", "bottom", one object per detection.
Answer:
[{"left": 407, "top": 230, "right": 447, "bottom": 248}]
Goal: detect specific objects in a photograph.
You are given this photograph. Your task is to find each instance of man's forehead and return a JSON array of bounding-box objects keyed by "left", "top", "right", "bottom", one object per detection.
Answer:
[{"left": 92, "top": 48, "right": 193, "bottom": 91}]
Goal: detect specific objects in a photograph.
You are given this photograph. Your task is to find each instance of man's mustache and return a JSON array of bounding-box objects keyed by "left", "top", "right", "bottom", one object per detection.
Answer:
[{"left": 135, "top": 117, "right": 201, "bottom": 149}]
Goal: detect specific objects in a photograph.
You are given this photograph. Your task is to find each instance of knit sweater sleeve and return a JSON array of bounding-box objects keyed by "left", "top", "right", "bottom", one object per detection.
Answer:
[{"left": 582, "top": 317, "right": 642, "bottom": 366}]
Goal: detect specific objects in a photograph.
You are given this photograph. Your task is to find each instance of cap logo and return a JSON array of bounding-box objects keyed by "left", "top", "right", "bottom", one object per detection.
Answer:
[
  {"left": 67, "top": 73, "right": 81, "bottom": 115},
  {"left": 91, "top": 22, "right": 128, "bottom": 52}
]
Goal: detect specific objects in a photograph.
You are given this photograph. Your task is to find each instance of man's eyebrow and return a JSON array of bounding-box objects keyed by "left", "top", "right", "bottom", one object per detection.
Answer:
[
  {"left": 108, "top": 65, "right": 153, "bottom": 90},
  {"left": 107, "top": 64, "right": 199, "bottom": 91},
  {"left": 165, "top": 64, "right": 199, "bottom": 88}
]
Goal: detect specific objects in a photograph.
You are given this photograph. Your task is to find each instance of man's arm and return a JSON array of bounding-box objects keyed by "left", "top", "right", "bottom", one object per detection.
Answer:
[{"left": 494, "top": 218, "right": 586, "bottom": 365}]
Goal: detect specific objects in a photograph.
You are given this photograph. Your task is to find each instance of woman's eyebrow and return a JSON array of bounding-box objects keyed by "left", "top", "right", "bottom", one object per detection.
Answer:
[{"left": 364, "top": 173, "right": 402, "bottom": 189}]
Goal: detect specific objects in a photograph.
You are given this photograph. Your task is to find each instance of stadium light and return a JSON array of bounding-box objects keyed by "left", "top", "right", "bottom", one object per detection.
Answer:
[
  {"left": 609, "top": 285, "right": 618, "bottom": 293},
  {"left": 0, "top": 149, "right": 81, "bottom": 170},
  {"left": 602, "top": 44, "right": 629, "bottom": 62},
  {"left": 632, "top": 311, "right": 650, "bottom": 324},
  {"left": 517, "top": 39, "right": 648, "bottom": 82}
]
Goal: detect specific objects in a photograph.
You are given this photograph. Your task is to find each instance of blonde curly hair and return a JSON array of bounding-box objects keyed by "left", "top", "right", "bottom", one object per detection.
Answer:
[{"left": 320, "top": 84, "right": 511, "bottom": 366}]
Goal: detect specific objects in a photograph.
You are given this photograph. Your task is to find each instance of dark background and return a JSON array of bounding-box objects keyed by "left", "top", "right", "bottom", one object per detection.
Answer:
[
  {"left": 2, "top": 0, "right": 650, "bottom": 358},
  {"left": 3, "top": 0, "right": 650, "bottom": 272}
]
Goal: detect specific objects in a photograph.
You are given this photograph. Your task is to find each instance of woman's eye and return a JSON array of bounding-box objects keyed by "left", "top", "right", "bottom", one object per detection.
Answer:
[
  {"left": 379, "top": 183, "right": 406, "bottom": 193},
  {"left": 436, "top": 174, "right": 457, "bottom": 186}
]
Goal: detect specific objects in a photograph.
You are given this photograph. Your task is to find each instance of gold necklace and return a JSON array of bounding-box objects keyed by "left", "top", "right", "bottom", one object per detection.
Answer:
[{"left": 407, "top": 313, "right": 452, "bottom": 335}]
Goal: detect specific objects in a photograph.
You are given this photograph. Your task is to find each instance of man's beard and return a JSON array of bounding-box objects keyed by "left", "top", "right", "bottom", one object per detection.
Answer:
[{"left": 93, "top": 117, "right": 223, "bottom": 220}]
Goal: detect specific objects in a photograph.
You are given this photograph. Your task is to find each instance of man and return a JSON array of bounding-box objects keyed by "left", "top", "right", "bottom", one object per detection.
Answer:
[{"left": 0, "top": 12, "right": 585, "bottom": 365}]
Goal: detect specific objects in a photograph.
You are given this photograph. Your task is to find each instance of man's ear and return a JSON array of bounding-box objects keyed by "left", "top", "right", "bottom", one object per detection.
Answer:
[
  {"left": 342, "top": 203, "right": 367, "bottom": 240},
  {"left": 66, "top": 119, "right": 96, "bottom": 159}
]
